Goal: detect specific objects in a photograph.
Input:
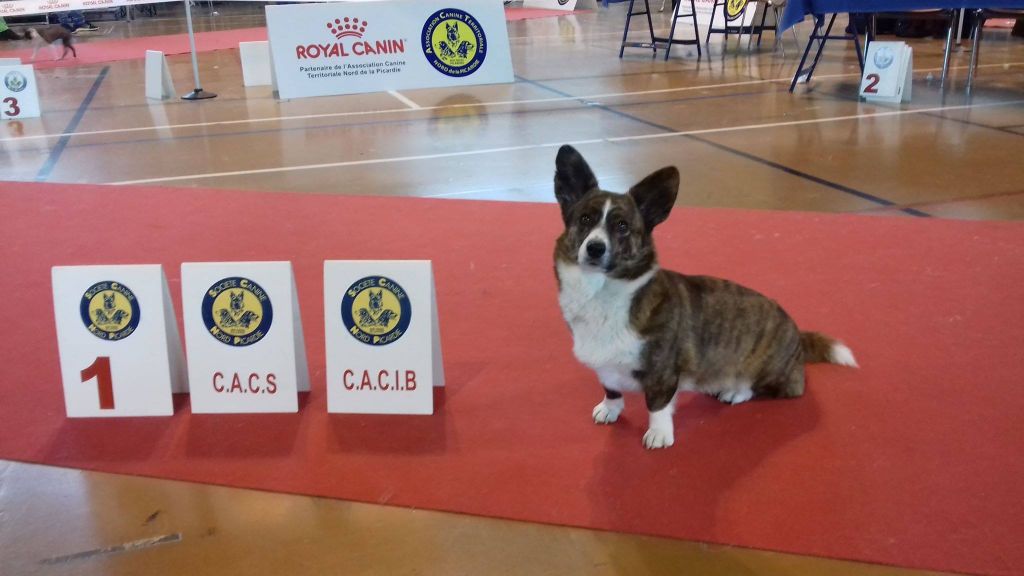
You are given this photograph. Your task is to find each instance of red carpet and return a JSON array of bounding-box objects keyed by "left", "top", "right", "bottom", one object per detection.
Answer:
[
  {"left": 0, "top": 27, "right": 267, "bottom": 69},
  {"left": 1, "top": 182, "right": 1022, "bottom": 576},
  {"left": 985, "top": 19, "right": 1017, "bottom": 28},
  {"left": 505, "top": 7, "right": 590, "bottom": 20}
]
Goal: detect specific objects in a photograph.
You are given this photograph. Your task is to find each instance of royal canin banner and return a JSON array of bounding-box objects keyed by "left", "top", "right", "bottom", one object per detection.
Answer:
[
  {"left": 0, "top": 0, "right": 352, "bottom": 19},
  {"left": 266, "top": 0, "right": 514, "bottom": 99}
]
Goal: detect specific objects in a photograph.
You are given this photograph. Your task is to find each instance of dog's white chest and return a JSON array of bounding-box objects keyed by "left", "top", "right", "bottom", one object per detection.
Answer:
[{"left": 556, "top": 262, "right": 652, "bottom": 373}]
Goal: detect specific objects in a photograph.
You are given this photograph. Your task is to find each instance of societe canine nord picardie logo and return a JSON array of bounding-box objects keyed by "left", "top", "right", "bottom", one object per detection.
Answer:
[
  {"left": 80, "top": 281, "right": 141, "bottom": 341},
  {"left": 201, "top": 277, "right": 274, "bottom": 347},
  {"left": 341, "top": 276, "right": 412, "bottom": 346},
  {"left": 295, "top": 16, "right": 406, "bottom": 59}
]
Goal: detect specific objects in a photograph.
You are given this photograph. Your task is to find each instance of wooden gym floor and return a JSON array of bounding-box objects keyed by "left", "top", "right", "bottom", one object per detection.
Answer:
[{"left": 1, "top": 3, "right": 1022, "bottom": 574}]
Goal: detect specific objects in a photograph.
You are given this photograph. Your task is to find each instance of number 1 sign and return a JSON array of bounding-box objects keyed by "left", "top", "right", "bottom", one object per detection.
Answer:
[{"left": 52, "top": 265, "right": 187, "bottom": 417}]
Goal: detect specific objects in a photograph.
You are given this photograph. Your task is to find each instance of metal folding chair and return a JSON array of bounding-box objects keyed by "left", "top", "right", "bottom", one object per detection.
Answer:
[
  {"left": 866, "top": 10, "right": 955, "bottom": 90},
  {"left": 704, "top": 0, "right": 758, "bottom": 49},
  {"left": 619, "top": 0, "right": 702, "bottom": 60},
  {"left": 789, "top": 13, "right": 863, "bottom": 92},
  {"left": 764, "top": 0, "right": 803, "bottom": 56},
  {"left": 967, "top": 8, "right": 1024, "bottom": 93}
]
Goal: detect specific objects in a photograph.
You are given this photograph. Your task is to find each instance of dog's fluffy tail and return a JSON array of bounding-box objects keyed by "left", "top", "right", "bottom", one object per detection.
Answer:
[{"left": 800, "top": 332, "right": 858, "bottom": 367}]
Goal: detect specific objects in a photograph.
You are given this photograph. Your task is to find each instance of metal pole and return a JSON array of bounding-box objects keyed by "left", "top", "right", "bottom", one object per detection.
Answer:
[
  {"left": 182, "top": 0, "right": 216, "bottom": 100},
  {"left": 955, "top": 8, "right": 966, "bottom": 47}
]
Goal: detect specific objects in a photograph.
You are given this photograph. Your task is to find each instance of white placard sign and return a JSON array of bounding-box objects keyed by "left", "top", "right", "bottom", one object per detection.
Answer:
[
  {"left": 523, "top": 0, "right": 578, "bottom": 11},
  {"left": 861, "top": 42, "right": 913, "bottom": 104},
  {"left": 324, "top": 261, "right": 444, "bottom": 415},
  {"left": 144, "top": 50, "right": 176, "bottom": 101},
  {"left": 239, "top": 41, "right": 275, "bottom": 87},
  {"left": 265, "top": 0, "right": 514, "bottom": 99},
  {"left": 181, "top": 262, "right": 310, "bottom": 414},
  {"left": 52, "top": 265, "right": 187, "bottom": 418},
  {"left": 1, "top": 65, "right": 41, "bottom": 120}
]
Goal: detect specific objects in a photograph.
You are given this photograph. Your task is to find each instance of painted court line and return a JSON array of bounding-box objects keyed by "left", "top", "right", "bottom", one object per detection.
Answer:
[
  {"left": 508, "top": 30, "right": 628, "bottom": 41},
  {"left": 110, "top": 99, "right": 1024, "bottom": 186},
  {"left": 852, "top": 188, "right": 1024, "bottom": 214},
  {"left": 40, "top": 534, "right": 181, "bottom": 565},
  {"left": 518, "top": 74, "right": 929, "bottom": 216},
  {"left": 387, "top": 90, "right": 421, "bottom": 109},
  {"left": 24, "top": 90, "right": 774, "bottom": 156},
  {"left": 6, "top": 61, "right": 1020, "bottom": 145},
  {"left": 34, "top": 66, "right": 109, "bottom": 183}
]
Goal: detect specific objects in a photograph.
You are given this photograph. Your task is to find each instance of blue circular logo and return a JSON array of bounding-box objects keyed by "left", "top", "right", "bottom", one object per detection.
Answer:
[
  {"left": 874, "top": 47, "right": 895, "bottom": 70},
  {"left": 201, "top": 277, "right": 273, "bottom": 347},
  {"left": 4, "top": 71, "right": 27, "bottom": 93},
  {"left": 341, "top": 276, "right": 412, "bottom": 346},
  {"left": 80, "top": 281, "right": 141, "bottom": 341},
  {"left": 422, "top": 8, "right": 487, "bottom": 78}
]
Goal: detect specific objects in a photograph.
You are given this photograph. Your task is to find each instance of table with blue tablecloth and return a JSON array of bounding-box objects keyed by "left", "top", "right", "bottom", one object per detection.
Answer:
[
  {"left": 779, "top": 0, "right": 1024, "bottom": 92},
  {"left": 780, "top": 0, "right": 1024, "bottom": 31}
]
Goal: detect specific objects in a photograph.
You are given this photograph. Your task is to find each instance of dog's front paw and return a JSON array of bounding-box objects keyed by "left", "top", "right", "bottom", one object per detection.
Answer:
[
  {"left": 642, "top": 427, "right": 674, "bottom": 449},
  {"left": 592, "top": 397, "right": 624, "bottom": 424}
]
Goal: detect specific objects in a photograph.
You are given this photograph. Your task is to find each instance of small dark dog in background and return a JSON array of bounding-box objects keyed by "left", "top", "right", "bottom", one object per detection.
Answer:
[{"left": 26, "top": 26, "right": 77, "bottom": 61}]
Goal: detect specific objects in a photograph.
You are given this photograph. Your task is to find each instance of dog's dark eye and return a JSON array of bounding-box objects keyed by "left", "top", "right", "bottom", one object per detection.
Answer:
[
  {"left": 579, "top": 214, "right": 593, "bottom": 227},
  {"left": 616, "top": 221, "right": 630, "bottom": 236}
]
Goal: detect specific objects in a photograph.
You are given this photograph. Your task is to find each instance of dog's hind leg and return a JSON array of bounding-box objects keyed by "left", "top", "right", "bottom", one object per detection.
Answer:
[{"left": 716, "top": 380, "right": 755, "bottom": 405}]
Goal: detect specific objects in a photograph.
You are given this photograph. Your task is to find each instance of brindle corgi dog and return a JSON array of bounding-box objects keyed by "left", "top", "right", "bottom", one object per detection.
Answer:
[{"left": 552, "top": 145, "right": 857, "bottom": 450}]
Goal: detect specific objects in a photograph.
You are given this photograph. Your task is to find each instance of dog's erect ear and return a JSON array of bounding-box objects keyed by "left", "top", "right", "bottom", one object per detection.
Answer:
[
  {"left": 628, "top": 166, "right": 679, "bottom": 232},
  {"left": 554, "top": 145, "right": 598, "bottom": 223}
]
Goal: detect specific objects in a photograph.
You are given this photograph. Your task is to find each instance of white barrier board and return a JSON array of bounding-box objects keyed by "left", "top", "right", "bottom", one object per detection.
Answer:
[
  {"left": 181, "top": 262, "right": 310, "bottom": 414},
  {"left": 265, "top": 0, "right": 514, "bottom": 99},
  {"left": 239, "top": 41, "right": 275, "bottom": 87},
  {"left": 52, "top": 265, "right": 186, "bottom": 418},
  {"left": 1, "top": 65, "right": 41, "bottom": 120},
  {"left": 324, "top": 261, "right": 444, "bottom": 415},
  {"left": 145, "top": 50, "right": 176, "bottom": 100}
]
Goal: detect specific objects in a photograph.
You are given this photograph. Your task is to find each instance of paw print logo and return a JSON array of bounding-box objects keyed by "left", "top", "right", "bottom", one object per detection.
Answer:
[{"left": 327, "top": 17, "right": 368, "bottom": 39}]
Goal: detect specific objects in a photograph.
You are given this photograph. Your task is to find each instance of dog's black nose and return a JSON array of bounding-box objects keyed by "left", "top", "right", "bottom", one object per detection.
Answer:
[{"left": 586, "top": 241, "right": 606, "bottom": 259}]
